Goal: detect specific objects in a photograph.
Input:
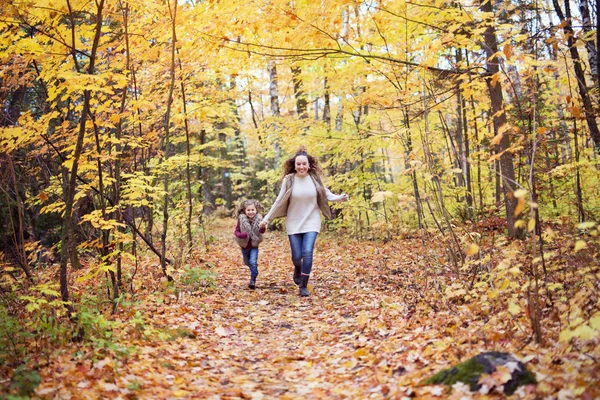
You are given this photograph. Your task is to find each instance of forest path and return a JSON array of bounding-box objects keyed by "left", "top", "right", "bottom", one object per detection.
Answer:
[
  {"left": 127, "top": 229, "right": 449, "bottom": 399},
  {"left": 37, "top": 226, "right": 469, "bottom": 399}
]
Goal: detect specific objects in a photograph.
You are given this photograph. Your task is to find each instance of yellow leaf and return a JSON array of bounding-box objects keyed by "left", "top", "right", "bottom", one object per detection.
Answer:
[
  {"left": 508, "top": 301, "right": 520, "bottom": 315},
  {"left": 508, "top": 266, "right": 521, "bottom": 276},
  {"left": 572, "top": 325, "right": 597, "bottom": 341},
  {"left": 63, "top": 158, "right": 74, "bottom": 171},
  {"left": 354, "top": 348, "right": 369, "bottom": 358},
  {"left": 371, "top": 191, "right": 393, "bottom": 203},
  {"left": 559, "top": 328, "right": 574, "bottom": 342},
  {"left": 465, "top": 243, "right": 479, "bottom": 256},
  {"left": 577, "top": 221, "right": 596, "bottom": 230},
  {"left": 514, "top": 197, "right": 525, "bottom": 217},
  {"left": 513, "top": 189, "right": 527, "bottom": 198},
  {"left": 357, "top": 312, "right": 368, "bottom": 326},
  {"left": 514, "top": 219, "right": 526, "bottom": 229},
  {"left": 590, "top": 315, "right": 600, "bottom": 330},
  {"left": 537, "top": 127, "right": 547, "bottom": 135},
  {"left": 542, "top": 227, "right": 556, "bottom": 241},
  {"left": 527, "top": 218, "right": 536, "bottom": 232},
  {"left": 173, "top": 390, "right": 190, "bottom": 397},
  {"left": 574, "top": 240, "right": 587, "bottom": 251}
]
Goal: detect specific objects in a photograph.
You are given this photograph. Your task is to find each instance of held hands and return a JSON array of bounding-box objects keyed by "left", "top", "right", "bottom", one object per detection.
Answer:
[
  {"left": 341, "top": 193, "right": 349, "bottom": 202},
  {"left": 259, "top": 220, "right": 269, "bottom": 229}
]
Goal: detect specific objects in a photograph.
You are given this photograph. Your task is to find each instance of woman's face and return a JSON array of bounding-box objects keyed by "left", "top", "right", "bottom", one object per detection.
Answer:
[
  {"left": 244, "top": 204, "right": 257, "bottom": 219},
  {"left": 295, "top": 155, "right": 310, "bottom": 177}
]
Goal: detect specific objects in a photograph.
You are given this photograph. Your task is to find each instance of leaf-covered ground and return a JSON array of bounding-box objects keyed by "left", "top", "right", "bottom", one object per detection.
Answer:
[{"left": 31, "top": 221, "right": 599, "bottom": 399}]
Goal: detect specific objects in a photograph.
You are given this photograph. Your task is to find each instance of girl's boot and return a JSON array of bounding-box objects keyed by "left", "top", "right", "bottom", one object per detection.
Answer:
[
  {"left": 249, "top": 276, "right": 256, "bottom": 290},
  {"left": 293, "top": 265, "right": 301, "bottom": 285},
  {"left": 299, "top": 275, "right": 310, "bottom": 297}
]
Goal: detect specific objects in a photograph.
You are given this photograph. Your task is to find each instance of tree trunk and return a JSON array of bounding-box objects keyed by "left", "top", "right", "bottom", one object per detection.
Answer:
[
  {"left": 323, "top": 77, "right": 331, "bottom": 128},
  {"left": 578, "top": 0, "right": 598, "bottom": 89},
  {"left": 115, "top": 1, "right": 130, "bottom": 288},
  {"left": 60, "top": 0, "right": 105, "bottom": 313},
  {"left": 178, "top": 58, "right": 193, "bottom": 255},
  {"left": 553, "top": 0, "right": 600, "bottom": 152},
  {"left": 480, "top": 0, "right": 521, "bottom": 238},
  {"left": 268, "top": 61, "right": 280, "bottom": 117},
  {"left": 466, "top": 51, "right": 484, "bottom": 212},
  {"left": 268, "top": 61, "right": 281, "bottom": 168},
  {"left": 3, "top": 157, "right": 35, "bottom": 282},
  {"left": 291, "top": 65, "right": 308, "bottom": 119},
  {"left": 404, "top": 110, "right": 424, "bottom": 230},
  {"left": 160, "top": 0, "right": 177, "bottom": 281},
  {"left": 573, "top": 120, "right": 585, "bottom": 221},
  {"left": 91, "top": 120, "right": 118, "bottom": 308},
  {"left": 460, "top": 87, "right": 474, "bottom": 211}
]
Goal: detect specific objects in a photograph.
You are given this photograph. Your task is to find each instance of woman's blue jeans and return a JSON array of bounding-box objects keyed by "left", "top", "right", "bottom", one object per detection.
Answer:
[
  {"left": 288, "top": 231, "right": 318, "bottom": 275},
  {"left": 241, "top": 247, "right": 259, "bottom": 278}
]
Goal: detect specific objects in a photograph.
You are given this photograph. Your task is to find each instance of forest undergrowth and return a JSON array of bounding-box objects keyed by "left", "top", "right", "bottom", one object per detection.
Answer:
[{"left": 1, "top": 219, "right": 598, "bottom": 399}]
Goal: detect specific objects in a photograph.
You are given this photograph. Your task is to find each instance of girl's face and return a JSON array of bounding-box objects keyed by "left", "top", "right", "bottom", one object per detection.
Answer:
[
  {"left": 244, "top": 204, "right": 257, "bottom": 219},
  {"left": 295, "top": 155, "right": 310, "bottom": 177}
]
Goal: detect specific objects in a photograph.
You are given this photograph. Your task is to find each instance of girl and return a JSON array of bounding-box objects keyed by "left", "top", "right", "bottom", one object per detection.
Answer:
[
  {"left": 260, "top": 147, "right": 348, "bottom": 297},
  {"left": 234, "top": 199, "right": 266, "bottom": 290}
]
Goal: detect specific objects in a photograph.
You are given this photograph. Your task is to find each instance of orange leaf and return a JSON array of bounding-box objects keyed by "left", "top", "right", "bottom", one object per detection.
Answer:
[{"left": 503, "top": 43, "right": 512, "bottom": 60}]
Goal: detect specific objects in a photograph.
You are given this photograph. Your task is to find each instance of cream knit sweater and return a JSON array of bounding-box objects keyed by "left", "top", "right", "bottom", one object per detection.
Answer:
[{"left": 267, "top": 174, "right": 346, "bottom": 234}]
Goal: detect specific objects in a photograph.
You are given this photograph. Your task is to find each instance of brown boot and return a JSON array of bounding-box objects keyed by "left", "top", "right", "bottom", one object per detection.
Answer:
[{"left": 299, "top": 275, "right": 309, "bottom": 297}]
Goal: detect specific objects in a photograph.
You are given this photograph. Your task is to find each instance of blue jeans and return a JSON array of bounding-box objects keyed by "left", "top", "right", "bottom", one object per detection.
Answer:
[
  {"left": 241, "top": 247, "right": 259, "bottom": 278},
  {"left": 288, "top": 231, "right": 318, "bottom": 275}
]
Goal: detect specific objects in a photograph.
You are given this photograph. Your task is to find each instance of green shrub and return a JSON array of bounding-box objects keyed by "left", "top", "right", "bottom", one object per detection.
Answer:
[{"left": 180, "top": 266, "right": 216, "bottom": 292}]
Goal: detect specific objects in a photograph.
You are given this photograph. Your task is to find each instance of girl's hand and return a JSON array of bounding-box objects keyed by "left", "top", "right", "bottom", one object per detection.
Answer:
[{"left": 341, "top": 194, "right": 349, "bottom": 202}]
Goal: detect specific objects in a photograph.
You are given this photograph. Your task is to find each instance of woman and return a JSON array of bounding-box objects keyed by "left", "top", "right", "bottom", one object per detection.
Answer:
[{"left": 260, "top": 147, "right": 349, "bottom": 297}]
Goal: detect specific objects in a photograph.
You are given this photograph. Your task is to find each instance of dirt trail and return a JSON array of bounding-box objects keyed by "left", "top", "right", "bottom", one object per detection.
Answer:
[{"left": 36, "top": 230, "right": 456, "bottom": 399}]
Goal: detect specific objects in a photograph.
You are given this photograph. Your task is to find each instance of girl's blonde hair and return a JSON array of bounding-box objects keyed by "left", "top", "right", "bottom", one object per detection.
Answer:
[{"left": 236, "top": 199, "right": 262, "bottom": 216}]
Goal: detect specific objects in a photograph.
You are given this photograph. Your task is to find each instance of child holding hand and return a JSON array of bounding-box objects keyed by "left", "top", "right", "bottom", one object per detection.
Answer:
[{"left": 234, "top": 199, "right": 266, "bottom": 290}]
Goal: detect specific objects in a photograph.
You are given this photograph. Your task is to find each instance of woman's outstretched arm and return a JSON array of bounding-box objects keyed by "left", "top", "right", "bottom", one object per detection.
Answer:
[
  {"left": 261, "top": 177, "right": 289, "bottom": 226},
  {"left": 325, "top": 187, "right": 349, "bottom": 202}
]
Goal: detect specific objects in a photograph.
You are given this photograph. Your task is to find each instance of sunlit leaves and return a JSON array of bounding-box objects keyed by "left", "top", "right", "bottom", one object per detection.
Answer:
[
  {"left": 559, "top": 314, "right": 600, "bottom": 342},
  {"left": 464, "top": 243, "right": 479, "bottom": 256},
  {"left": 371, "top": 191, "right": 393, "bottom": 203},
  {"left": 80, "top": 209, "right": 126, "bottom": 230}
]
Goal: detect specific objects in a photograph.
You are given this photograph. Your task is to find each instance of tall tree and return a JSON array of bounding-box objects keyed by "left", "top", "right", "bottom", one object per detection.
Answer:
[
  {"left": 59, "top": 0, "right": 106, "bottom": 311},
  {"left": 553, "top": 0, "right": 600, "bottom": 152},
  {"left": 480, "top": 0, "right": 522, "bottom": 238}
]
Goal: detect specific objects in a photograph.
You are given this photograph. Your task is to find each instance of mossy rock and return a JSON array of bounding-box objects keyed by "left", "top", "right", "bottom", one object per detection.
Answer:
[{"left": 423, "top": 351, "right": 536, "bottom": 395}]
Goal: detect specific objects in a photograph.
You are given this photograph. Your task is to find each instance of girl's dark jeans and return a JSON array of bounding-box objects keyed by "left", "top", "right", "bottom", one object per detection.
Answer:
[{"left": 241, "top": 247, "right": 259, "bottom": 278}]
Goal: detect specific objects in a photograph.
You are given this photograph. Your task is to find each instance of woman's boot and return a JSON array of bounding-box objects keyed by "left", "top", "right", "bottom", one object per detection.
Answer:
[
  {"left": 299, "top": 275, "right": 310, "bottom": 297},
  {"left": 293, "top": 265, "right": 301, "bottom": 285}
]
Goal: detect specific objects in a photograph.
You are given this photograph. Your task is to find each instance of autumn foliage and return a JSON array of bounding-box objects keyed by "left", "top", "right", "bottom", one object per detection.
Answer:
[{"left": 1, "top": 0, "right": 599, "bottom": 398}]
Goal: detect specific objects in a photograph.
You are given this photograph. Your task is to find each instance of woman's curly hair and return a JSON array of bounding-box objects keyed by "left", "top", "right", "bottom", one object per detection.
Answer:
[{"left": 282, "top": 146, "right": 323, "bottom": 177}]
